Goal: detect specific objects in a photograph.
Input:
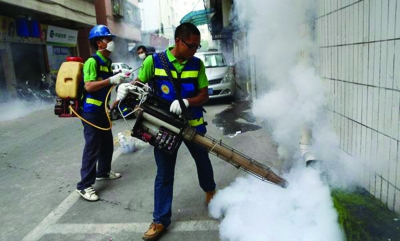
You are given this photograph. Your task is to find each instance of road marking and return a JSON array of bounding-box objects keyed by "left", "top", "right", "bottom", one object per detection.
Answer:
[
  {"left": 22, "top": 149, "right": 122, "bottom": 241},
  {"left": 45, "top": 220, "right": 220, "bottom": 234}
]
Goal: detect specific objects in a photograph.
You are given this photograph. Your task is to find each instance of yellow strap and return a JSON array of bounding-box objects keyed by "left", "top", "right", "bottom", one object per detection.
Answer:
[
  {"left": 155, "top": 68, "right": 179, "bottom": 78},
  {"left": 100, "top": 66, "right": 110, "bottom": 72},
  {"left": 86, "top": 98, "right": 102, "bottom": 106},
  {"left": 189, "top": 117, "right": 204, "bottom": 127},
  {"left": 181, "top": 70, "right": 198, "bottom": 78}
]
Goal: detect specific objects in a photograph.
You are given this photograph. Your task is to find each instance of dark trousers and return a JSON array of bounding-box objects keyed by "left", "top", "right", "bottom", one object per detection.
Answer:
[
  {"left": 77, "top": 112, "right": 114, "bottom": 190},
  {"left": 153, "top": 140, "right": 216, "bottom": 227}
]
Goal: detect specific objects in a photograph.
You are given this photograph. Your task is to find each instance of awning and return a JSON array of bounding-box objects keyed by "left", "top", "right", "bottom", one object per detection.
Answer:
[{"left": 180, "top": 8, "right": 215, "bottom": 26}]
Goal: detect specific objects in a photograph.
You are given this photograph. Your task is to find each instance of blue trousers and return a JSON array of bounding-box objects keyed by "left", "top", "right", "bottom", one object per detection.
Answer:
[
  {"left": 77, "top": 112, "right": 114, "bottom": 190},
  {"left": 153, "top": 140, "right": 216, "bottom": 227}
]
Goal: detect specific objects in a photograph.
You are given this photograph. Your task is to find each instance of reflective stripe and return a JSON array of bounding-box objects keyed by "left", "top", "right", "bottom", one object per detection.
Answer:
[
  {"left": 86, "top": 98, "right": 102, "bottom": 106},
  {"left": 155, "top": 68, "right": 167, "bottom": 76},
  {"left": 189, "top": 117, "right": 204, "bottom": 127},
  {"left": 100, "top": 66, "right": 110, "bottom": 72},
  {"left": 181, "top": 71, "right": 199, "bottom": 78}
]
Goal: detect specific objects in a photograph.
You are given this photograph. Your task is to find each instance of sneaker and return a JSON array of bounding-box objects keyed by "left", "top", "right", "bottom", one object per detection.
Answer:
[
  {"left": 96, "top": 171, "right": 122, "bottom": 181},
  {"left": 205, "top": 190, "right": 216, "bottom": 205},
  {"left": 76, "top": 187, "right": 99, "bottom": 202},
  {"left": 142, "top": 222, "right": 165, "bottom": 241}
]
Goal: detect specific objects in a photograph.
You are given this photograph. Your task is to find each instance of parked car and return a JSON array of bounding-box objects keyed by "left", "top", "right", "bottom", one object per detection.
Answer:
[
  {"left": 111, "top": 63, "right": 134, "bottom": 82},
  {"left": 195, "top": 51, "right": 236, "bottom": 100}
]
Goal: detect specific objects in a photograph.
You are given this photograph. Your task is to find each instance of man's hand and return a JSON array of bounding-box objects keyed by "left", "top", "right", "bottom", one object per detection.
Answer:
[
  {"left": 116, "top": 83, "right": 136, "bottom": 101},
  {"left": 170, "top": 99, "right": 189, "bottom": 115},
  {"left": 109, "top": 73, "right": 129, "bottom": 85}
]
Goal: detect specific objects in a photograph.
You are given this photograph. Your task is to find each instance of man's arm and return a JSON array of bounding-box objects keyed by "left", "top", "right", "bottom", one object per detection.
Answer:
[
  {"left": 187, "top": 87, "right": 209, "bottom": 106},
  {"left": 85, "top": 79, "right": 112, "bottom": 92}
]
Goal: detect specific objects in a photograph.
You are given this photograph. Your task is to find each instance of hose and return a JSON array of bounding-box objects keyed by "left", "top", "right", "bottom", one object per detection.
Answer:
[{"left": 68, "top": 85, "right": 114, "bottom": 131}]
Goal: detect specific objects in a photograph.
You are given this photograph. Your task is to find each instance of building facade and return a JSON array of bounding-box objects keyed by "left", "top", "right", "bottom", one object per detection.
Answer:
[{"left": 0, "top": 0, "right": 142, "bottom": 102}]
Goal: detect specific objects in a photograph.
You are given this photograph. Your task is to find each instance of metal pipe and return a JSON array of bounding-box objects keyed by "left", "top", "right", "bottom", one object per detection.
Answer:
[{"left": 139, "top": 109, "right": 288, "bottom": 188}]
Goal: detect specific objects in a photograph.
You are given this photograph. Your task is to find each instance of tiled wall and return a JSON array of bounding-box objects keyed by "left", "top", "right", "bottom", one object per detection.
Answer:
[{"left": 316, "top": 0, "right": 400, "bottom": 212}]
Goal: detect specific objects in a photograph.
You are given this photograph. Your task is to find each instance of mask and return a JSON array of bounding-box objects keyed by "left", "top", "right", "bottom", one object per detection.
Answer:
[
  {"left": 100, "top": 40, "right": 115, "bottom": 53},
  {"left": 138, "top": 53, "right": 146, "bottom": 60}
]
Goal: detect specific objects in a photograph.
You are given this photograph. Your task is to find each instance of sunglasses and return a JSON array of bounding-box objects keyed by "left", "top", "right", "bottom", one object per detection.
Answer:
[{"left": 180, "top": 38, "right": 201, "bottom": 50}]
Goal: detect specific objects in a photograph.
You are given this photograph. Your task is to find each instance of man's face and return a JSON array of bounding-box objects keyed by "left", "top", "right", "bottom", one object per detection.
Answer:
[
  {"left": 176, "top": 34, "right": 201, "bottom": 60},
  {"left": 137, "top": 48, "right": 145, "bottom": 55}
]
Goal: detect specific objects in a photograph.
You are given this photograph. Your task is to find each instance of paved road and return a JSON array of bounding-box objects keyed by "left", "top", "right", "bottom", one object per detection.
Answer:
[{"left": 0, "top": 100, "right": 280, "bottom": 241}]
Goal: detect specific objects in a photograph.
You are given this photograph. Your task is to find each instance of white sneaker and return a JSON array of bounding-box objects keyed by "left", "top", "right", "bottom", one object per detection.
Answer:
[
  {"left": 76, "top": 187, "right": 99, "bottom": 202},
  {"left": 96, "top": 171, "right": 122, "bottom": 181}
]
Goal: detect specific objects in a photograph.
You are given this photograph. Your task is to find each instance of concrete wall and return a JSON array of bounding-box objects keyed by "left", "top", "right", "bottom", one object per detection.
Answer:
[
  {"left": 316, "top": 0, "right": 400, "bottom": 212},
  {"left": 0, "top": 0, "right": 96, "bottom": 26}
]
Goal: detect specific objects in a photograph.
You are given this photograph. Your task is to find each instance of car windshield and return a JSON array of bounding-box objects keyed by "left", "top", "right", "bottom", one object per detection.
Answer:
[
  {"left": 121, "top": 64, "right": 130, "bottom": 69},
  {"left": 197, "top": 53, "right": 226, "bottom": 68}
]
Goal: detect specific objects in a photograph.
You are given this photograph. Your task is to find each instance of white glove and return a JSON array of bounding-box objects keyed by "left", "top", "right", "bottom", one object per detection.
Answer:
[
  {"left": 170, "top": 99, "right": 189, "bottom": 115},
  {"left": 109, "top": 73, "right": 129, "bottom": 85},
  {"left": 116, "top": 83, "right": 137, "bottom": 101}
]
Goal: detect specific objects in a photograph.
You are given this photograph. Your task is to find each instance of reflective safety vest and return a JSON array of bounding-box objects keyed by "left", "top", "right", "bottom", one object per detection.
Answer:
[
  {"left": 152, "top": 52, "right": 206, "bottom": 133},
  {"left": 81, "top": 54, "right": 113, "bottom": 113}
]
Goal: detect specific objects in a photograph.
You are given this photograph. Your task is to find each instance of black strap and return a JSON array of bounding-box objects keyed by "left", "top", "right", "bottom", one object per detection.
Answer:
[{"left": 157, "top": 52, "right": 191, "bottom": 120}]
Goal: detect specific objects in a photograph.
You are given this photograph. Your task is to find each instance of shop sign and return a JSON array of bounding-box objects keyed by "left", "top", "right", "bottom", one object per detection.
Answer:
[
  {"left": 0, "top": 15, "right": 46, "bottom": 44},
  {"left": 46, "top": 25, "right": 77, "bottom": 47}
]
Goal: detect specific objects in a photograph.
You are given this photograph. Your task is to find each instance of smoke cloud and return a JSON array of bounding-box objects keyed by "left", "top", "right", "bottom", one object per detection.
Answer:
[
  {"left": 209, "top": 0, "right": 354, "bottom": 240},
  {"left": 0, "top": 100, "right": 51, "bottom": 122}
]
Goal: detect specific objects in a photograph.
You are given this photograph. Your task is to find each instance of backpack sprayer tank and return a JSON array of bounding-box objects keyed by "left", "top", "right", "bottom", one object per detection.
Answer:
[
  {"left": 54, "top": 56, "right": 84, "bottom": 117},
  {"left": 123, "top": 85, "right": 288, "bottom": 188}
]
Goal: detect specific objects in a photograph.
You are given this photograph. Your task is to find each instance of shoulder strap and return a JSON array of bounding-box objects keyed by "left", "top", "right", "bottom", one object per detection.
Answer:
[{"left": 157, "top": 52, "right": 191, "bottom": 120}]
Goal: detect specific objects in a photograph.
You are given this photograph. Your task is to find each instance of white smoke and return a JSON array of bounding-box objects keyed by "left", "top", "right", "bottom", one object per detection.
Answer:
[
  {"left": 209, "top": 0, "right": 351, "bottom": 240},
  {"left": 0, "top": 100, "right": 52, "bottom": 122}
]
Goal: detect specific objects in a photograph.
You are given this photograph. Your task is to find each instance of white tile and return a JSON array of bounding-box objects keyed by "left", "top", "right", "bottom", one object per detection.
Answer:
[
  {"left": 369, "top": 0, "right": 376, "bottom": 41},
  {"left": 395, "top": 189, "right": 400, "bottom": 213},
  {"left": 354, "top": 3, "right": 359, "bottom": 43},
  {"left": 376, "top": 133, "right": 385, "bottom": 175},
  {"left": 353, "top": 84, "right": 358, "bottom": 120},
  {"left": 348, "top": 6, "right": 354, "bottom": 44},
  {"left": 381, "top": 0, "right": 389, "bottom": 40},
  {"left": 372, "top": 87, "right": 380, "bottom": 130},
  {"left": 378, "top": 89, "right": 386, "bottom": 132},
  {"left": 394, "top": 40, "right": 400, "bottom": 90},
  {"left": 368, "top": 43, "right": 375, "bottom": 86},
  {"left": 350, "top": 46, "right": 354, "bottom": 82},
  {"left": 388, "top": 184, "right": 396, "bottom": 211},
  {"left": 374, "top": 43, "right": 381, "bottom": 87},
  {"left": 367, "top": 86, "right": 373, "bottom": 128},
  {"left": 389, "top": 139, "right": 398, "bottom": 185},
  {"left": 375, "top": 175, "right": 382, "bottom": 200},
  {"left": 371, "top": 130, "right": 378, "bottom": 171},
  {"left": 357, "top": 85, "right": 363, "bottom": 123},
  {"left": 386, "top": 41, "right": 395, "bottom": 89},
  {"left": 365, "top": 128, "right": 372, "bottom": 167},
  {"left": 375, "top": 0, "right": 382, "bottom": 41},
  {"left": 362, "top": 44, "right": 369, "bottom": 85},
  {"left": 357, "top": 124, "right": 363, "bottom": 158},
  {"left": 381, "top": 180, "right": 389, "bottom": 205},
  {"left": 391, "top": 91, "right": 399, "bottom": 140},
  {"left": 387, "top": 0, "right": 396, "bottom": 39},
  {"left": 362, "top": 85, "right": 368, "bottom": 125},
  {"left": 396, "top": 0, "right": 400, "bottom": 38},
  {"left": 363, "top": 0, "right": 370, "bottom": 41},
  {"left": 380, "top": 42, "right": 388, "bottom": 87},
  {"left": 397, "top": 143, "right": 400, "bottom": 188},
  {"left": 354, "top": 45, "right": 359, "bottom": 83},
  {"left": 385, "top": 90, "right": 393, "bottom": 137},
  {"left": 353, "top": 120, "right": 359, "bottom": 155},
  {"left": 359, "top": 2, "right": 364, "bottom": 43},
  {"left": 381, "top": 136, "right": 391, "bottom": 180},
  {"left": 361, "top": 125, "right": 367, "bottom": 159}
]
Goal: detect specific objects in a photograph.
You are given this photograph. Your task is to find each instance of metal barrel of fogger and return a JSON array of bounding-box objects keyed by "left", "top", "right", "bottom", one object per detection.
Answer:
[{"left": 139, "top": 108, "right": 288, "bottom": 188}]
